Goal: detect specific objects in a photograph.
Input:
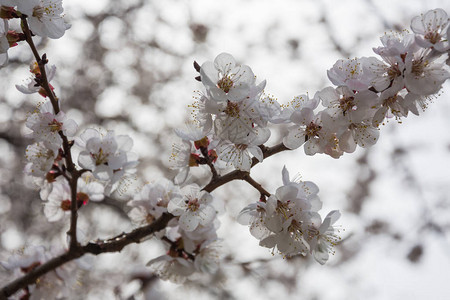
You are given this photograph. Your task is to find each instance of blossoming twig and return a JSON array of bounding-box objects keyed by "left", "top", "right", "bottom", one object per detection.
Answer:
[{"left": 21, "top": 16, "right": 80, "bottom": 249}]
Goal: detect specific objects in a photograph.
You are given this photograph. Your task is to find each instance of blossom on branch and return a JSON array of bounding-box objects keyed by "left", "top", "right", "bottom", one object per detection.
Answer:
[
  {"left": 26, "top": 100, "right": 78, "bottom": 147},
  {"left": 411, "top": 8, "right": 450, "bottom": 51},
  {"left": 200, "top": 52, "right": 257, "bottom": 102},
  {"left": 24, "top": 141, "right": 59, "bottom": 177},
  {"left": 1, "top": 246, "right": 82, "bottom": 299},
  {"left": 238, "top": 166, "right": 341, "bottom": 264},
  {"left": 16, "top": 62, "right": 57, "bottom": 97},
  {"left": 17, "top": 0, "right": 69, "bottom": 39},
  {"left": 168, "top": 184, "right": 216, "bottom": 232},
  {"left": 128, "top": 178, "right": 181, "bottom": 225},
  {"left": 43, "top": 174, "right": 105, "bottom": 222}
]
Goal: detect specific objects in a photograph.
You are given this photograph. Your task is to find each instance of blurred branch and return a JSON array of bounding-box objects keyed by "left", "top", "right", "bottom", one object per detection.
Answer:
[{"left": 0, "top": 213, "right": 174, "bottom": 298}]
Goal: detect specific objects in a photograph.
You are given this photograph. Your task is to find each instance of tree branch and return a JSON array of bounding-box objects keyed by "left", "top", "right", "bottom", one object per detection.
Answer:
[
  {"left": 203, "top": 142, "right": 290, "bottom": 193},
  {"left": 0, "top": 213, "right": 174, "bottom": 298},
  {"left": 243, "top": 174, "right": 271, "bottom": 198}
]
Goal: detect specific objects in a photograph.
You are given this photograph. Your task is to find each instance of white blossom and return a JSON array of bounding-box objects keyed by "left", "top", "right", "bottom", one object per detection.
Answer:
[
  {"left": 76, "top": 128, "right": 138, "bottom": 183},
  {"left": 128, "top": 178, "right": 180, "bottom": 225},
  {"left": 318, "top": 86, "right": 378, "bottom": 124},
  {"left": 1, "top": 246, "right": 81, "bottom": 299},
  {"left": 193, "top": 240, "right": 221, "bottom": 274},
  {"left": 17, "top": 0, "right": 68, "bottom": 39},
  {"left": 215, "top": 129, "right": 267, "bottom": 172},
  {"left": 411, "top": 8, "right": 450, "bottom": 51},
  {"left": 303, "top": 210, "right": 342, "bottom": 265},
  {"left": 24, "top": 141, "right": 59, "bottom": 177},
  {"left": 167, "top": 184, "right": 216, "bottom": 232},
  {"left": 200, "top": 52, "right": 258, "bottom": 102},
  {"left": 16, "top": 63, "right": 57, "bottom": 96},
  {"left": 327, "top": 57, "right": 379, "bottom": 91},
  {"left": 146, "top": 255, "right": 195, "bottom": 284},
  {"left": 26, "top": 100, "right": 78, "bottom": 147},
  {"left": 43, "top": 175, "right": 105, "bottom": 222},
  {"left": 403, "top": 50, "right": 450, "bottom": 96}
]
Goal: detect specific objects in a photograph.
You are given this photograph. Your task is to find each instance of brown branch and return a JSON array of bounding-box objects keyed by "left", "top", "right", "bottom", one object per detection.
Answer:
[
  {"left": 0, "top": 213, "right": 174, "bottom": 298},
  {"left": 21, "top": 17, "right": 59, "bottom": 113},
  {"left": 243, "top": 174, "right": 271, "bottom": 198},
  {"left": 67, "top": 173, "right": 80, "bottom": 249},
  {"left": 203, "top": 142, "right": 290, "bottom": 193},
  {"left": 22, "top": 17, "right": 80, "bottom": 250},
  {"left": 200, "top": 146, "right": 219, "bottom": 180}
]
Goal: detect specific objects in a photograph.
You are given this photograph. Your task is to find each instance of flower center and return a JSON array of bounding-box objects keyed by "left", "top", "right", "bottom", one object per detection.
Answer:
[
  {"left": 424, "top": 31, "right": 441, "bottom": 44},
  {"left": 387, "top": 64, "right": 402, "bottom": 81},
  {"left": 32, "top": 6, "right": 45, "bottom": 20},
  {"left": 411, "top": 59, "right": 429, "bottom": 77},
  {"left": 92, "top": 148, "right": 108, "bottom": 166},
  {"left": 60, "top": 199, "right": 71, "bottom": 211},
  {"left": 339, "top": 96, "right": 356, "bottom": 114},
  {"left": 383, "top": 94, "right": 397, "bottom": 107},
  {"left": 186, "top": 198, "right": 200, "bottom": 211},
  {"left": 305, "top": 225, "right": 320, "bottom": 241},
  {"left": 288, "top": 219, "right": 304, "bottom": 239},
  {"left": 224, "top": 100, "right": 240, "bottom": 117},
  {"left": 276, "top": 200, "right": 291, "bottom": 220},
  {"left": 48, "top": 119, "right": 63, "bottom": 132},
  {"left": 235, "top": 144, "right": 248, "bottom": 151},
  {"left": 217, "top": 76, "right": 234, "bottom": 93},
  {"left": 305, "top": 122, "right": 322, "bottom": 139}
]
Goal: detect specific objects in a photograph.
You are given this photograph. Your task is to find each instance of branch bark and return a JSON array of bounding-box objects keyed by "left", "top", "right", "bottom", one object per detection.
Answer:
[{"left": 203, "top": 142, "right": 289, "bottom": 192}]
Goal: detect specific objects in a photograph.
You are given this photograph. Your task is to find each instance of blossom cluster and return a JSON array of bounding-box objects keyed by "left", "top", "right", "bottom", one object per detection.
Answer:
[
  {"left": 238, "top": 167, "right": 341, "bottom": 264},
  {"left": 128, "top": 179, "right": 223, "bottom": 282},
  {"left": 170, "top": 52, "right": 281, "bottom": 175},
  {"left": 284, "top": 8, "right": 450, "bottom": 157}
]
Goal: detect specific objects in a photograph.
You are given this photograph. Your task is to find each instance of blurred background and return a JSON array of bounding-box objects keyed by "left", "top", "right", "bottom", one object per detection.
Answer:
[{"left": 1, "top": 0, "right": 450, "bottom": 299}]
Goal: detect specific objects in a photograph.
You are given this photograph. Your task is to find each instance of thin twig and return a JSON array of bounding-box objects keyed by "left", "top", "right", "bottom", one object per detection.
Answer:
[
  {"left": 243, "top": 174, "right": 271, "bottom": 198},
  {"left": 200, "top": 146, "right": 219, "bottom": 180},
  {"left": 203, "top": 142, "right": 290, "bottom": 192},
  {"left": 21, "top": 18, "right": 80, "bottom": 250}
]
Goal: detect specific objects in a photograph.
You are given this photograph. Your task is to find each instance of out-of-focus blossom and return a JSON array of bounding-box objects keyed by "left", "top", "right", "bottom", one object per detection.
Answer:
[
  {"left": 16, "top": 63, "right": 57, "bottom": 97},
  {"left": 128, "top": 178, "right": 180, "bottom": 225},
  {"left": 411, "top": 8, "right": 450, "bottom": 51},
  {"left": 24, "top": 141, "right": 60, "bottom": 177}
]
